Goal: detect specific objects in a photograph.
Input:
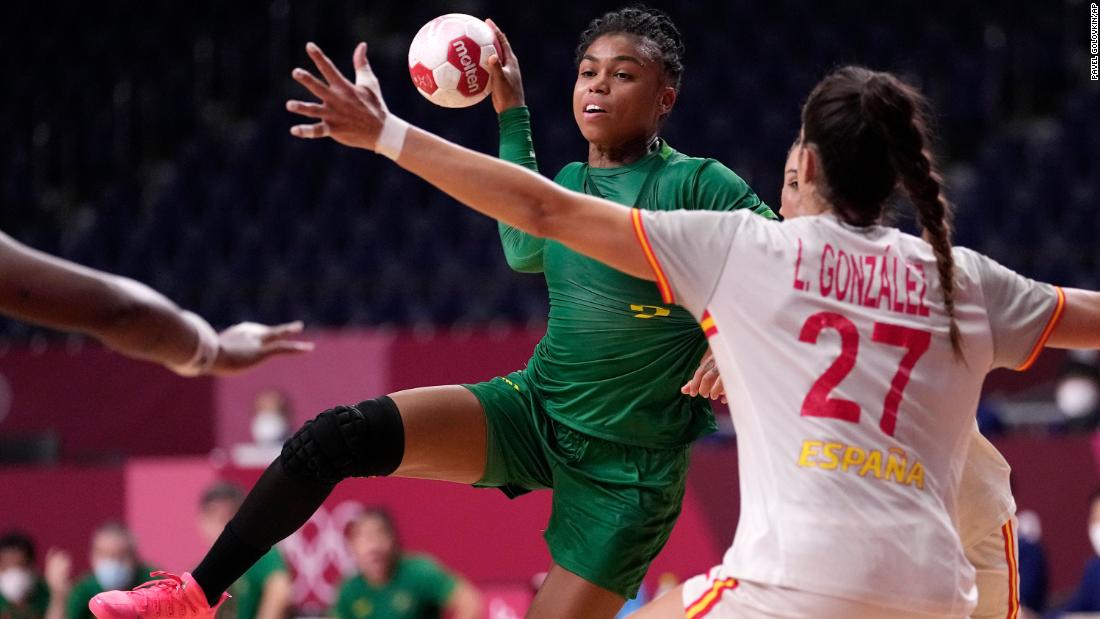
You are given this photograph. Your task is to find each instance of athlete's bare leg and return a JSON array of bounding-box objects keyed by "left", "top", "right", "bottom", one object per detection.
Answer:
[
  {"left": 390, "top": 385, "right": 488, "bottom": 483},
  {"left": 525, "top": 564, "right": 626, "bottom": 619},
  {"left": 630, "top": 584, "right": 685, "bottom": 619}
]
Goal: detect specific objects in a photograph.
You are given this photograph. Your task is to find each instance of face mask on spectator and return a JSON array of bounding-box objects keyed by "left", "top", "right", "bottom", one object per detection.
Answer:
[
  {"left": 251, "top": 411, "right": 289, "bottom": 444},
  {"left": 0, "top": 567, "right": 34, "bottom": 603},
  {"left": 93, "top": 559, "right": 133, "bottom": 590}
]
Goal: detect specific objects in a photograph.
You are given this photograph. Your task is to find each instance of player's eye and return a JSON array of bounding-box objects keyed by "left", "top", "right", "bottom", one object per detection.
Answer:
[
  {"left": 580, "top": 69, "right": 597, "bottom": 78},
  {"left": 614, "top": 72, "right": 632, "bottom": 80},
  {"left": 787, "top": 180, "right": 799, "bottom": 189}
]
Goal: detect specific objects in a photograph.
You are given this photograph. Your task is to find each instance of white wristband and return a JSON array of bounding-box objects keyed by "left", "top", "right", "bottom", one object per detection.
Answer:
[
  {"left": 168, "top": 311, "right": 220, "bottom": 377},
  {"left": 376, "top": 114, "right": 409, "bottom": 161}
]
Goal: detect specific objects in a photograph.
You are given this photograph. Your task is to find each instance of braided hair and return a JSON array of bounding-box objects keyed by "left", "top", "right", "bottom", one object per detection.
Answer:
[
  {"left": 575, "top": 5, "right": 685, "bottom": 92},
  {"left": 802, "top": 66, "right": 962, "bottom": 357}
]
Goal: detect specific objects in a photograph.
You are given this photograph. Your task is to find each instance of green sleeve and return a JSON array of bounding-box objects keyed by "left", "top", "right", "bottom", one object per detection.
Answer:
[
  {"left": 31, "top": 579, "right": 52, "bottom": 616},
  {"left": 250, "top": 549, "right": 288, "bottom": 582},
  {"left": 330, "top": 580, "right": 351, "bottom": 619},
  {"left": 407, "top": 556, "right": 457, "bottom": 606},
  {"left": 496, "top": 106, "right": 547, "bottom": 273},
  {"left": 66, "top": 577, "right": 98, "bottom": 619},
  {"left": 691, "top": 160, "right": 777, "bottom": 219}
]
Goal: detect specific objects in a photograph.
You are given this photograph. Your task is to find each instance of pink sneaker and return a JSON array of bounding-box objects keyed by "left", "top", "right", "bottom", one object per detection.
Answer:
[{"left": 89, "top": 572, "right": 229, "bottom": 619}]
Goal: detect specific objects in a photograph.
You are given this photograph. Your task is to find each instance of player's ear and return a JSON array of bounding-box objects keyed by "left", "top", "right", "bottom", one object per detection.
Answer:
[
  {"left": 657, "top": 85, "right": 676, "bottom": 117},
  {"left": 798, "top": 143, "right": 817, "bottom": 188}
]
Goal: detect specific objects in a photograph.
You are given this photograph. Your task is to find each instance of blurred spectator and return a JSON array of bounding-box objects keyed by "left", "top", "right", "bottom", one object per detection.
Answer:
[
  {"left": 1053, "top": 362, "right": 1100, "bottom": 432},
  {"left": 1046, "top": 489, "right": 1100, "bottom": 616},
  {"left": 333, "top": 508, "right": 481, "bottom": 619},
  {"left": 0, "top": 532, "right": 51, "bottom": 619},
  {"left": 248, "top": 390, "right": 293, "bottom": 447},
  {"left": 63, "top": 523, "right": 154, "bottom": 619},
  {"left": 197, "top": 482, "right": 291, "bottom": 619},
  {"left": 1017, "top": 509, "right": 1049, "bottom": 617},
  {"left": 232, "top": 389, "right": 294, "bottom": 467}
]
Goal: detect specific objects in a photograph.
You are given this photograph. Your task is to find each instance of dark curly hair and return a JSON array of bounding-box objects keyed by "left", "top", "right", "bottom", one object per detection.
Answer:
[{"left": 574, "top": 5, "right": 685, "bottom": 91}]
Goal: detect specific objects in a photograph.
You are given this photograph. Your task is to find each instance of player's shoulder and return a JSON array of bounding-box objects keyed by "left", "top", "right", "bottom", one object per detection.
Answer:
[
  {"left": 660, "top": 146, "right": 739, "bottom": 182},
  {"left": 948, "top": 245, "right": 1004, "bottom": 292},
  {"left": 399, "top": 553, "right": 446, "bottom": 575}
]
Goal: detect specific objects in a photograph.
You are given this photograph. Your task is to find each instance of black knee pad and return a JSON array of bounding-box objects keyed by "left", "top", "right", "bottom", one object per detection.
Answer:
[{"left": 279, "top": 396, "right": 405, "bottom": 484}]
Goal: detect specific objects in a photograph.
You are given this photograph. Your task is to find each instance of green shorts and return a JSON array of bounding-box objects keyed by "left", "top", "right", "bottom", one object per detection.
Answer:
[{"left": 463, "top": 370, "right": 690, "bottom": 599}]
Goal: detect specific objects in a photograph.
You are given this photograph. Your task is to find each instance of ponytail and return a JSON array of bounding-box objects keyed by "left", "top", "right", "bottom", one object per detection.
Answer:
[
  {"left": 803, "top": 67, "right": 963, "bottom": 358},
  {"left": 859, "top": 74, "right": 962, "bottom": 358}
]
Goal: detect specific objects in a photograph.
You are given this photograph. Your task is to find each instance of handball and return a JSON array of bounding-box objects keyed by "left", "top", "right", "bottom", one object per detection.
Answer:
[{"left": 408, "top": 14, "right": 499, "bottom": 108}]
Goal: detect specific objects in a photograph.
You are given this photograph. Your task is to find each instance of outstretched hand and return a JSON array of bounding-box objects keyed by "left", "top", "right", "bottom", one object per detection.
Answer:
[
  {"left": 211, "top": 321, "right": 314, "bottom": 375},
  {"left": 485, "top": 18, "right": 526, "bottom": 113},
  {"left": 286, "top": 42, "right": 390, "bottom": 150}
]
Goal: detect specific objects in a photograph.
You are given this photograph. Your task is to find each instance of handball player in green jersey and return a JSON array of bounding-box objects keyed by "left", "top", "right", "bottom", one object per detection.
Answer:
[{"left": 88, "top": 7, "right": 772, "bottom": 619}]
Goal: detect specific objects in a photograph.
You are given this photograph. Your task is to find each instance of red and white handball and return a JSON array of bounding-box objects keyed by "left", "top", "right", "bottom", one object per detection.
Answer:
[{"left": 408, "top": 13, "right": 499, "bottom": 108}]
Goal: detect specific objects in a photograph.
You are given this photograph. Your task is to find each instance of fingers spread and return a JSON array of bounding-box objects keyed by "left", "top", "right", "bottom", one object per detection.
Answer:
[
  {"left": 293, "top": 67, "right": 333, "bottom": 101},
  {"left": 306, "top": 42, "right": 352, "bottom": 89},
  {"left": 290, "top": 122, "right": 331, "bottom": 139},
  {"left": 286, "top": 100, "right": 325, "bottom": 118},
  {"left": 353, "top": 42, "right": 372, "bottom": 85}
]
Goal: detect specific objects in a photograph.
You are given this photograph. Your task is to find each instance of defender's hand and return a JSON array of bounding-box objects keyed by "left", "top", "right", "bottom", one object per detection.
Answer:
[
  {"left": 287, "top": 42, "right": 390, "bottom": 151},
  {"left": 485, "top": 18, "right": 526, "bottom": 113},
  {"left": 682, "top": 348, "right": 727, "bottom": 403},
  {"left": 210, "top": 321, "right": 313, "bottom": 375}
]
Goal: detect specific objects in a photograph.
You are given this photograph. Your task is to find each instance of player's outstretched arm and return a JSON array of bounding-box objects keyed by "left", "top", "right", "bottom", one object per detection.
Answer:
[
  {"left": 287, "top": 42, "right": 655, "bottom": 282},
  {"left": 0, "top": 230, "right": 312, "bottom": 375},
  {"left": 1049, "top": 288, "right": 1100, "bottom": 350}
]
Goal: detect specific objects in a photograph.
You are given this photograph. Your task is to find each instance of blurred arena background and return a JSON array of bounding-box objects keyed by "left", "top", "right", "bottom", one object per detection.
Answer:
[{"left": 0, "top": 0, "right": 1098, "bottom": 617}]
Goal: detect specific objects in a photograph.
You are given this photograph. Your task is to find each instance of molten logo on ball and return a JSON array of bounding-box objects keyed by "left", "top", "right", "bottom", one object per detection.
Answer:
[
  {"left": 448, "top": 37, "right": 484, "bottom": 95},
  {"left": 408, "top": 13, "right": 498, "bottom": 108}
]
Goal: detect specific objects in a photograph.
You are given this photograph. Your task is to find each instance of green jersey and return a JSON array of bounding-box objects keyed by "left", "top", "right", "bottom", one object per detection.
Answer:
[
  {"left": 0, "top": 578, "right": 50, "bottom": 619},
  {"left": 221, "top": 549, "right": 287, "bottom": 619},
  {"left": 497, "top": 106, "right": 775, "bottom": 448},
  {"left": 330, "top": 555, "right": 456, "bottom": 619}
]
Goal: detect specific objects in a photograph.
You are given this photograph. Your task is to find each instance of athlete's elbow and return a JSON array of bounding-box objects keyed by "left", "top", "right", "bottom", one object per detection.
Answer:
[
  {"left": 526, "top": 190, "right": 575, "bottom": 241},
  {"left": 92, "top": 280, "right": 153, "bottom": 335}
]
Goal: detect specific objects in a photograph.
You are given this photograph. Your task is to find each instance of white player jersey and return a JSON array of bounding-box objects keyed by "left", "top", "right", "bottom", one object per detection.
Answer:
[
  {"left": 634, "top": 209, "right": 1063, "bottom": 616},
  {"left": 959, "top": 427, "right": 1016, "bottom": 549}
]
